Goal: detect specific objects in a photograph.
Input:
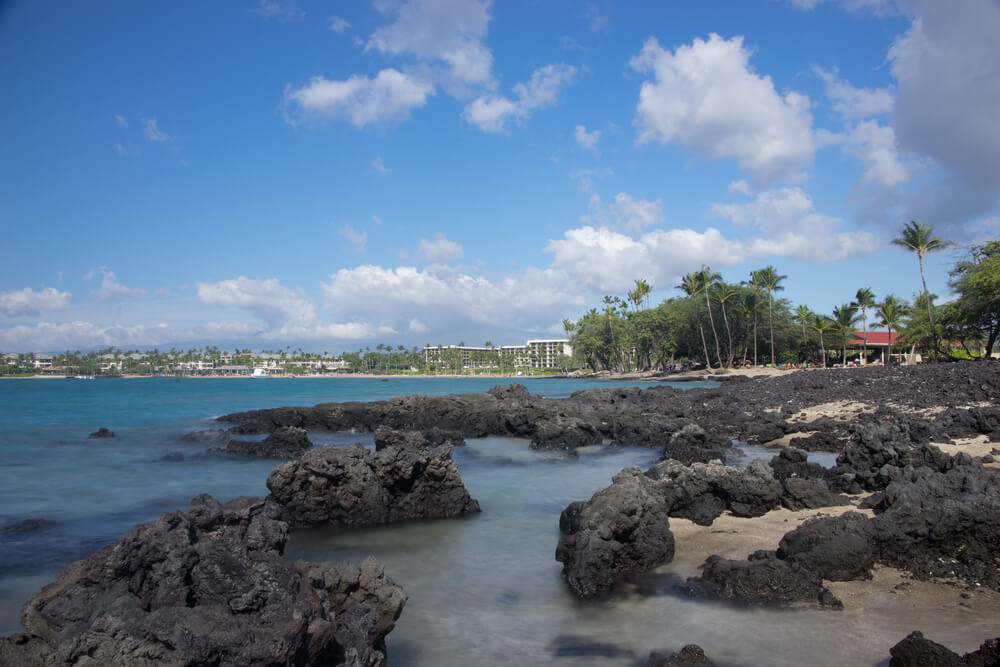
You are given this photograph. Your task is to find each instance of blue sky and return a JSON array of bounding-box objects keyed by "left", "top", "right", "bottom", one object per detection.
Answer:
[{"left": 2, "top": 0, "right": 998, "bottom": 353}]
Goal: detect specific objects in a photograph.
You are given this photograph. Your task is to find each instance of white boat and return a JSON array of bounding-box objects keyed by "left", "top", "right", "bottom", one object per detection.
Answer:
[{"left": 250, "top": 368, "right": 268, "bottom": 378}]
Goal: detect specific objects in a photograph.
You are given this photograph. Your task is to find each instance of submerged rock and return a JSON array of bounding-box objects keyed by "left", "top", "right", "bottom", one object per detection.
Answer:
[
  {"left": 0, "top": 494, "right": 406, "bottom": 666},
  {"left": 372, "top": 425, "right": 466, "bottom": 450},
  {"left": 227, "top": 425, "right": 313, "bottom": 458},
  {"left": 267, "top": 441, "right": 480, "bottom": 528},
  {"left": 88, "top": 427, "right": 114, "bottom": 438},
  {"left": 889, "top": 630, "right": 1000, "bottom": 667},
  {"left": 681, "top": 552, "right": 842, "bottom": 608},
  {"left": 648, "top": 644, "right": 716, "bottom": 666}
]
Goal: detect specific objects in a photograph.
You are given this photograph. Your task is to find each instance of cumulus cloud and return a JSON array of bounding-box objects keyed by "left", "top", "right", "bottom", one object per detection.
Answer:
[
  {"left": 887, "top": 0, "right": 1000, "bottom": 225},
  {"left": 195, "top": 276, "right": 377, "bottom": 341},
  {"left": 711, "top": 187, "right": 877, "bottom": 261},
  {"left": 843, "top": 120, "right": 909, "bottom": 189},
  {"left": 113, "top": 114, "right": 127, "bottom": 127},
  {"left": 285, "top": 69, "right": 434, "bottom": 127},
  {"left": 371, "top": 156, "right": 391, "bottom": 174},
  {"left": 464, "top": 64, "right": 576, "bottom": 132},
  {"left": 814, "top": 66, "right": 893, "bottom": 120},
  {"left": 322, "top": 263, "right": 584, "bottom": 334},
  {"left": 0, "top": 287, "right": 72, "bottom": 318},
  {"left": 418, "top": 234, "right": 464, "bottom": 263},
  {"left": 612, "top": 193, "right": 663, "bottom": 236},
  {"left": 328, "top": 15, "right": 350, "bottom": 33},
  {"left": 84, "top": 267, "right": 147, "bottom": 301},
  {"left": 574, "top": 124, "right": 600, "bottom": 154},
  {"left": 630, "top": 34, "right": 815, "bottom": 187},
  {"left": 366, "top": 0, "right": 494, "bottom": 86}
]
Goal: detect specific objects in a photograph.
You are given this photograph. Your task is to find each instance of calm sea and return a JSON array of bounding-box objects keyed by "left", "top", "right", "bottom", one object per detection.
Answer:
[{"left": 0, "top": 377, "right": 991, "bottom": 664}]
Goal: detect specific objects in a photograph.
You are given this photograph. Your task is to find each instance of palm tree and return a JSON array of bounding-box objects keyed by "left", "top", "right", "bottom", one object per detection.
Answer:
[
  {"left": 832, "top": 303, "right": 860, "bottom": 366},
  {"left": 677, "top": 274, "right": 711, "bottom": 368},
  {"left": 602, "top": 295, "right": 619, "bottom": 371},
  {"left": 696, "top": 266, "right": 724, "bottom": 368},
  {"left": 810, "top": 315, "right": 833, "bottom": 368},
  {"left": 738, "top": 289, "right": 762, "bottom": 366},
  {"left": 635, "top": 278, "right": 651, "bottom": 310},
  {"left": 853, "top": 287, "right": 877, "bottom": 364},
  {"left": 892, "top": 221, "right": 952, "bottom": 357},
  {"left": 713, "top": 282, "right": 739, "bottom": 367},
  {"left": 794, "top": 305, "right": 811, "bottom": 346},
  {"left": 878, "top": 295, "right": 908, "bottom": 365},
  {"left": 751, "top": 266, "right": 787, "bottom": 365}
]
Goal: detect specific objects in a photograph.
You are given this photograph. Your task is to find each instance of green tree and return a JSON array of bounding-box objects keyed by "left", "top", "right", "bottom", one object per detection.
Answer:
[
  {"left": 832, "top": 303, "right": 860, "bottom": 366},
  {"left": 677, "top": 274, "right": 710, "bottom": 367},
  {"left": 946, "top": 240, "right": 1000, "bottom": 357},
  {"left": 892, "top": 221, "right": 952, "bottom": 358},
  {"left": 794, "top": 305, "right": 811, "bottom": 346},
  {"left": 878, "top": 295, "right": 909, "bottom": 364},
  {"left": 853, "top": 287, "right": 877, "bottom": 363},
  {"left": 713, "top": 282, "right": 739, "bottom": 367},
  {"left": 751, "top": 266, "right": 786, "bottom": 365},
  {"left": 739, "top": 289, "right": 762, "bottom": 366},
  {"left": 810, "top": 315, "right": 833, "bottom": 368},
  {"left": 696, "top": 266, "right": 724, "bottom": 368}
]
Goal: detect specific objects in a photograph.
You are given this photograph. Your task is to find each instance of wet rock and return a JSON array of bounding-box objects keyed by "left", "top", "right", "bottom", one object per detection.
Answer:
[
  {"left": 487, "top": 382, "right": 531, "bottom": 401},
  {"left": 227, "top": 425, "right": 313, "bottom": 458},
  {"left": 0, "top": 494, "right": 405, "bottom": 666},
  {"left": 373, "top": 425, "right": 466, "bottom": 450},
  {"left": 889, "top": 630, "right": 966, "bottom": 667},
  {"left": 531, "top": 414, "right": 602, "bottom": 450},
  {"left": 88, "top": 427, "right": 114, "bottom": 438},
  {"left": 787, "top": 429, "right": 845, "bottom": 452},
  {"left": 267, "top": 442, "right": 480, "bottom": 528},
  {"left": 181, "top": 428, "right": 231, "bottom": 445},
  {"left": 556, "top": 467, "right": 674, "bottom": 599},
  {"left": 662, "top": 423, "right": 734, "bottom": 464},
  {"left": 681, "top": 552, "right": 841, "bottom": 608},
  {"left": 2, "top": 518, "right": 52, "bottom": 538},
  {"left": 769, "top": 447, "right": 827, "bottom": 482},
  {"left": 647, "top": 458, "right": 782, "bottom": 525},
  {"left": 648, "top": 644, "right": 716, "bottom": 666}
]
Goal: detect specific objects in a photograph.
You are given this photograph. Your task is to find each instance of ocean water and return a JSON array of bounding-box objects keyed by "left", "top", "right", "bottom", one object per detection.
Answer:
[{"left": 1, "top": 377, "right": 994, "bottom": 665}]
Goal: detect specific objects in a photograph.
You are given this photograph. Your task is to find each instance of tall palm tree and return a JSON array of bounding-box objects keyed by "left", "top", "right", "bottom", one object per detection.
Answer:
[
  {"left": 751, "top": 266, "right": 787, "bottom": 365},
  {"left": 832, "top": 303, "right": 860, "bottom": 366},
  {"left": 696, "top": 266, "right": 724, "bottom": 368},
  {"left": 853, "top": 287, "right": 877, "bottom": 364},
  {"left": 878, "top": 295, "right": 908, "bottom": 365},
  {"left": 739, "top": 289, "right": 761, "bottom": 366},
  {"left": 635, "top": 278, "right": 651, "bottom": 310},
  {"left": 602, "top": 295, "right": 619, "bottom": 372},
  {"left": 794, "top": 305, "right": 811, "bottom": 346},
  {"left": 892, "top": 221, "right": 951, "bottom": 357},
  {"left": 810, "top": 315, "right": 833, "bottom": 368},
  {"left": 713, "top": 282, "right": 739, "bottom": 367},
  {"left": 677, "top": 274, "right": 711, "bottom": 368}
]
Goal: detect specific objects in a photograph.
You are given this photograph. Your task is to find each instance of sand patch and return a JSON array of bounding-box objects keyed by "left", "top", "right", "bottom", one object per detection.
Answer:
[
  {"left": 788, "top": 400, "right": 874, "bottom": 424},
  {"left": 933, "top": 435, "right": 1000, "bottom": 468}
]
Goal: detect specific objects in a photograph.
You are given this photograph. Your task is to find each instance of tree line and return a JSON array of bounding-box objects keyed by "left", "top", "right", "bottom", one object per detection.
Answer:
[{"left": 566, "top": 223, "right": 999, "bottom": 372}]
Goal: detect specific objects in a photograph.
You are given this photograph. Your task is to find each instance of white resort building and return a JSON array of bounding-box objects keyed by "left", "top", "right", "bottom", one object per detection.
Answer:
[{"left": 423, "top": 339, "right": 573, "bottom": 371}]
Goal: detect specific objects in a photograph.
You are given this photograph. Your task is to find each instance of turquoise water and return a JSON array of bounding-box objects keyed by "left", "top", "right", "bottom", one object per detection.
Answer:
[{"left": 2, "top": 377, "right": 994, "bottom": 664}]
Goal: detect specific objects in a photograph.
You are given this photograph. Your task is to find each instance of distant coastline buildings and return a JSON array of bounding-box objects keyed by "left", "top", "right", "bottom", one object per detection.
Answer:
[{"left": 422, "top": 339, "right": 573, "bottom": 371}]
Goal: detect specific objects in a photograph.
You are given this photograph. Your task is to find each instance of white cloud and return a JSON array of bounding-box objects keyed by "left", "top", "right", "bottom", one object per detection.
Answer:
[
  {"left": 843, "top": 120, "right": 909, "bottom": 188},
  {"left": 612, "top": 192, "right": 663, "bottom": 236},
  {"left": 366, "top": 0, "right": 493, "bottom": 85},
  {"left": 418, "top": 234, "right": 464, "bottom": 263},
  {"left": 113, "top": 114, "right": 127, "bottom": 127},
  {"left": 711, "top": 187, "right": 877, "bottom": 261},
  {"left": 814, "top": 66, "right": 892, "bottom": 120},
  {"left": 251, "top": 0, "right": 305, "bottom": 22},
  {"left": 630, "top": 34, "right": 815, "bottom": 187},
  {"left": 285, "top": 69, "right": 434, "bottom": 127},
  {"left": 887, "top": 0, "right": 1000, "bottom": 225},
  {"left": 372, "top": 215, "right": 383, "bottom": 225},
  {"left": 582, "top": 3, "right": 609, "bottom": 31},
  {"left": 574, "top": 124, "right": 601, "bottom": 154},
  {"left": 322, "top": 263, "right": 584, "bottom": 334},
  {"left": 371, "top": 155, "right": 391, "bottom": 175},
  {"left": 141, "top": 117, "right": 169, "bottom": 142},
  {"left": 0, "top": 287, "right": 72, "bottom": 318},
  {"left": 339, "top": 225, "right": 368, "bottom": 253},
  {"left": 787, "top": 0, "right": 894, "bottom": 16},
  {"left": 328, "top": 15, "right": 350, "bottom": 33},
  {"left": 464, "top": 64, "right": 576, "bottom": 132},
  {"left": 84, "top": 267, "right": 147, "bottom": 300},
  {"left": 729, "top": 179, "right": 752, "bottom": 195},
  {"left": 113, "top": 143, "right": 128, "bottom": 157}
]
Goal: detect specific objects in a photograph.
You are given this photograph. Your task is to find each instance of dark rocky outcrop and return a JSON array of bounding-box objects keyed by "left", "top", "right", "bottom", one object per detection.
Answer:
[
  {"left": 680, "top": 551, "right": 842, "bottom": 608},
  {"left": 372, "top": 425, "right": 465, "bottom": 450},
  {"left": 769, "top": 448, "right": 849, "bottom": 510},
  {"left": 267, "top": 442, "right": 480, "bottom": 528},
  {"left": 0, "top": 494, "right": 405, "bottom": 666},
  {"left": 88, "top": 427, "right": 114, "bottom": 438},
  {"left": 648, "top": 644, "right": 716, "bottom": 666},
  {"left": 934, "top": 406, "right": 1000, "bottom": 442},
  {"left": 776, "top": 512, "right": 876, "bottom": 581},
  {"left": 227, "top": 425, "right": 313, "bottom": 458},
  {"left": 555, "top": 467, "right": 674, "bottom": 599},
  {"left": 889, "top": 631, "right": 1000, "bottom": 667},
  {"left": 787, "top": 429, "right": 845, "bottom": 452},
  {"left": 647, "top": 458, "right": 783, "bottom": 525}
]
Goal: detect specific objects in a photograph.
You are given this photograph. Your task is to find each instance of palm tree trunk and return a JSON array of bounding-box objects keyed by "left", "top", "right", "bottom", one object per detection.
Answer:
[
  {"left": 753, "top": 313, "right": 758, "bottom": 366},
  {"left": 819, "top": 333, "right": 826, "bottom": 368},
  {"left": 918, "top": 254, "right": 939, "bottom": 358},
  {"left": 720, "top": 302, "right": 734, "bottom": 367},
  {"left": 768, "top": 292, "right": 776, "bottom": 365},
  {"left": 704, "top": 289, "right": 723, "bottom": 368}
]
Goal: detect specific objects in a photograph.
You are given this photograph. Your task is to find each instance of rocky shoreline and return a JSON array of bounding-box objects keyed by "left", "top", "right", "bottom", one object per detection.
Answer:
[{"left": 3, "top": 362, "right": 998, "bottom": 665}]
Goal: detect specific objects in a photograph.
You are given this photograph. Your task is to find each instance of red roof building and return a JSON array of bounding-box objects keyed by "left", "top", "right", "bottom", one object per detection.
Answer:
[{"left": 848, "top": 331, "right": 902, "bottom": 347}]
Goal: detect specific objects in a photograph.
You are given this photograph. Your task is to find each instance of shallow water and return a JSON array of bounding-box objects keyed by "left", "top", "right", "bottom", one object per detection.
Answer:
[{"left": 1, "top": 377, "right": 995, "bottom": 664}]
